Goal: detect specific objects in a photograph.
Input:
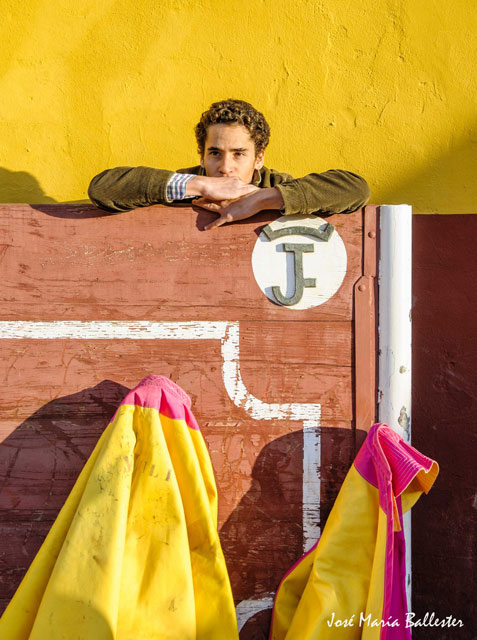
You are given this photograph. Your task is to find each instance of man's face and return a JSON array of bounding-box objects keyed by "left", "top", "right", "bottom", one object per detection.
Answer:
[{"left": 201, "top": 123, "right": 265, "bottom": 183}]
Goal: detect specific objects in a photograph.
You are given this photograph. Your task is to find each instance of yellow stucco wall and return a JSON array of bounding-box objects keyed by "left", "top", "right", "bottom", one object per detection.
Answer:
[{"left": 1, "top": 0, "right": 476, "bottom": 212}]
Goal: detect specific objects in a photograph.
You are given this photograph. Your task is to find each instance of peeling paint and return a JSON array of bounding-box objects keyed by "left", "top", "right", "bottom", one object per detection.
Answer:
[
  {"left": 0, "top": 321, "right": 229, "bottom": 341},
  {"left": 221, "top": 323, "right": 322, "bottom": 424},
  {"left": 0, "top": 319, "right": 324, "bottom": 628},
  {"left": 235, "top": 597, "right": 274, "bottom": 632},
  {"left": 398, "top": 406, "right": 410, "bottom": 432},
  {"left": 302, "top": 427, "right": 321, "bottom": 550}
]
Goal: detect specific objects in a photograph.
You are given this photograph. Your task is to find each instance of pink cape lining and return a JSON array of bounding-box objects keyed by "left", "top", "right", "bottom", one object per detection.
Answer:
[
  {"left": 354, "top": 424, "right": 436, "bottom": 640},
  {"left": 110, "top": 375, "right": 200, "bottom": 430}
]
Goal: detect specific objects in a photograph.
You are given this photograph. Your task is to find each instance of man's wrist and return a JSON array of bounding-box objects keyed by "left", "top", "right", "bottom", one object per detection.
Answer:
[
  {"left": 252, "top": 187, "right": 285, "bottom": 211},
  {"left": 166, "top": 173, "right": 197, "bottom": 201},
  {"left": 185, "top": 175, "right": 205, "bottom": 197}
]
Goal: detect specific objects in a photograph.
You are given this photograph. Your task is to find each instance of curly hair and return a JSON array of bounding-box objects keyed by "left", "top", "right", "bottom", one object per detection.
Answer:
[{"left": 195, "top": 99, "right": 270, "bottom": 156}]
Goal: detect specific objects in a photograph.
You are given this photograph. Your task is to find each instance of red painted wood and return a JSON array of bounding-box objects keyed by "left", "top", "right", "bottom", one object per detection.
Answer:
[
  {"left": 0, "top": 203, "right": 369, "bottom": 635},
  {"left": 0, "top": 339, "right": 353, "bottom": 437},
  {"left": 412, "top": 214, "right": 477, "bottom": 640},
  {"left": 0, "top": 205, "right": 361, "bottom": 321},
  {"left": 354, "top": 205, "right": 378, "bottom": 431}
]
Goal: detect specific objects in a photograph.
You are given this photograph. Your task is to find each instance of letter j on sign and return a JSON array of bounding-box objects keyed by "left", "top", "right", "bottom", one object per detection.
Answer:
[{"left": 252, "top": 215, "right": 347, "bottom": 310}]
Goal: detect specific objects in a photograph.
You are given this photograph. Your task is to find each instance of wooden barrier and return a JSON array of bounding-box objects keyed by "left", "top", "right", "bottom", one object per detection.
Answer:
[{"left": 0, "top": 203, "right": 378, "bottom": 636}]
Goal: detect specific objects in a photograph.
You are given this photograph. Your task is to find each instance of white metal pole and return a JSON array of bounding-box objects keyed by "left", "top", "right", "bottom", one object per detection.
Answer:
[{"left": 378, "top": 204, "right": 413, "bottom": 612}]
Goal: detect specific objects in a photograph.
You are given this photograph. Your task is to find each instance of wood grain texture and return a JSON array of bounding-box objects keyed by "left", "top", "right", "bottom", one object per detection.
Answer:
[
  {"left": 0, "top": 205, "right": 362, "bottom": 321},
  {"left": 0, "top": 339, "right": 352, "bottom": 435}
]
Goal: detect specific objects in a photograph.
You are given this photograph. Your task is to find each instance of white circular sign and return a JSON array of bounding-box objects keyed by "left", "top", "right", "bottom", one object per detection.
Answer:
[{"left": 251, "top": 215, "right": 347, "bottom": 310}]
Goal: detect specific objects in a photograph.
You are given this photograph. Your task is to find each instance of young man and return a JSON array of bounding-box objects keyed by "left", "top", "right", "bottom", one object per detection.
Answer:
[{"left": 88, "top": 99, "right": 370, "bottom": 230}]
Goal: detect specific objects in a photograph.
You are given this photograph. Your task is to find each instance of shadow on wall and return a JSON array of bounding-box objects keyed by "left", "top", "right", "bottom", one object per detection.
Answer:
[
  {"left": 0, "top": 167, "right": 90, "bottom": 205},
  {"left": 0, "top": 375, "right": 367, "bottom": 636},
  {"left": 0, "top": 168, "right": 57, "bottom": 204},
  {"left": 220, "top": 427, "right": 367, "bottom": 640},
  {"left": 377, "top": 129, "right": 477, "bottom": 213},
  {"left": 0, "top": 380, "right": 129, "bottom": 614}
]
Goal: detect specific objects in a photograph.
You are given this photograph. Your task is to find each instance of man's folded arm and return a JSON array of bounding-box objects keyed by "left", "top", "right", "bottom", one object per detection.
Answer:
[
  {"left": 88, "top": 166, "right": 177, "bottom": 213},
  {"left": 87, "top": 166, "right": 256, "bottom": 212},
  {"left": 88, "top": 166, "right": 370, "bottom": 216},
  {"left": 272, "top": 169, "right": 370, "bottom": 216}
]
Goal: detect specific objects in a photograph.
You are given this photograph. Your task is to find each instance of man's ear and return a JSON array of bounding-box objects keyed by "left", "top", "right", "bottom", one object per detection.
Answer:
[
  {"left": 254, "top": 150, "right": 265, "bottom": 170},
  {"left": 199, "top": 155, "right": 204, "bottom": 168}
]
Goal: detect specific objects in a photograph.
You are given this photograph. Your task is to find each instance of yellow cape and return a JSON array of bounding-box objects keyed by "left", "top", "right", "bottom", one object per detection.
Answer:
[
  {"left": 0, "top": 376, "right": 238, "bottom": 640},
  {"left": 270, "top": 424, "right": 438, "bottom": 640}
]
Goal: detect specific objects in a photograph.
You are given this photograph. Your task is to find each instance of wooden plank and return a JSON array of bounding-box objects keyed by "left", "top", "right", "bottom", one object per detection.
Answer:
[
  {"left": 0, "top": 205, "right": 362, "bottom": 322},
  {"left": 354, "top": 205, "right": 378, "bottom": 431},
  {"left": 0, "top": 338, "right": 352, "bottom": 437},
  {"left": 239, "top": 320, "right": 352, "bottom": 365}
]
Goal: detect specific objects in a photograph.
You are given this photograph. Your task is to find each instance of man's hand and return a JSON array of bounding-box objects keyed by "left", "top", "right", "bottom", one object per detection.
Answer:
[
  {"left": 186, "top": 176, "right": 258, "bottom": 201},
  {"left": 194, "top": 191, "right": 260, "bottom": 230},
  {"left": 194, "top": 187, "right": 285, "bottom": 230}
]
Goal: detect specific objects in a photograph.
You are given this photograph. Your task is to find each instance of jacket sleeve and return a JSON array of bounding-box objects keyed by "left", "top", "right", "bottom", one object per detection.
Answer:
[
  {"left": 88, "top": 166, "right": 175, "bottom": 213},
  {"left": 271, "top": 169, "right": 370, "bottom": 216}
]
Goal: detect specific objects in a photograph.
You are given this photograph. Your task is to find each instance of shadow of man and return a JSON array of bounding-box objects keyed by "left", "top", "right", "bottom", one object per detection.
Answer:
[
  {"left": 0, "top": 168, "right": 57, "bottom": 204},
  {"left": 220, "top": 426, "right": 367, "bottom": 639}
]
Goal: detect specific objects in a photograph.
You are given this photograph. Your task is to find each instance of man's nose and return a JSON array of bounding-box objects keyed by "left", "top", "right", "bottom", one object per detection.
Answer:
[{"left": 219, "top": 155, "right": 234, "bottom": 175}]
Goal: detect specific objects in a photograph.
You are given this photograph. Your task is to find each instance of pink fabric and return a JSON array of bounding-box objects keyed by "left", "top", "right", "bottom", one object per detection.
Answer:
[
  {"left": 386, "top": 498, "right": 408, "bottom": 640},
  {"left": 269, "top": 424, "right": 437, "bottom": 640},
  {"left": 354, "top": 424, "right": 437, "bottom": 640},
  {"left": 354, "top": 424, "right": 435, "bottom": 511},
  {"left": 112, "top": 375, "right": 200, "bottom": 430}
]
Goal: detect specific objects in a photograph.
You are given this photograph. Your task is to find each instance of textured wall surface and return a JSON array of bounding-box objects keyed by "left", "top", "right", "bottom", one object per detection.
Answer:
[{"left": 1, "top": 0, "right": 476, "bottom": 212}]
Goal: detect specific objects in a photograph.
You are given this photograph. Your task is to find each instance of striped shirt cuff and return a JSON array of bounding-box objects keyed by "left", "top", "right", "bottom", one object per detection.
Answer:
[{"left": 166, "top": 173, "right": 196, "bottom": 201}]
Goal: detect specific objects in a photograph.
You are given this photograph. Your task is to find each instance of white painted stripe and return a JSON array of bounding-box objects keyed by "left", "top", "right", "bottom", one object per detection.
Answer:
[
  {"left": 220, "top": 323, "right": 321, "bottom": 552},
  {"left": 235, "top": 597, "right": 274, "bottom": 632},
  {"left": 0, "top": 320, "right": 228, "bottom": 341},
  {"left": 221, "top": 323, "right": 322, "bottom": 424},
  {"left": 302, "top": 425, "right": 321, "bottom": 550}
]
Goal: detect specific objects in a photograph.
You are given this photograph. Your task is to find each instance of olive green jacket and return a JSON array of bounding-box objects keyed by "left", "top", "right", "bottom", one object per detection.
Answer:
[{"left": 88, "top": 165, "right": 370, "bottom": 215}]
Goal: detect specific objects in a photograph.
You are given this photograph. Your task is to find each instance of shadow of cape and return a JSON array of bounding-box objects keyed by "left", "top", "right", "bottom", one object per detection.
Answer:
[
  {"left": 220, "top": 426, "right": 367, "bottom": 640},
  {"left": 0, "top": 379, "right": 129, "bottom": 613}
]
